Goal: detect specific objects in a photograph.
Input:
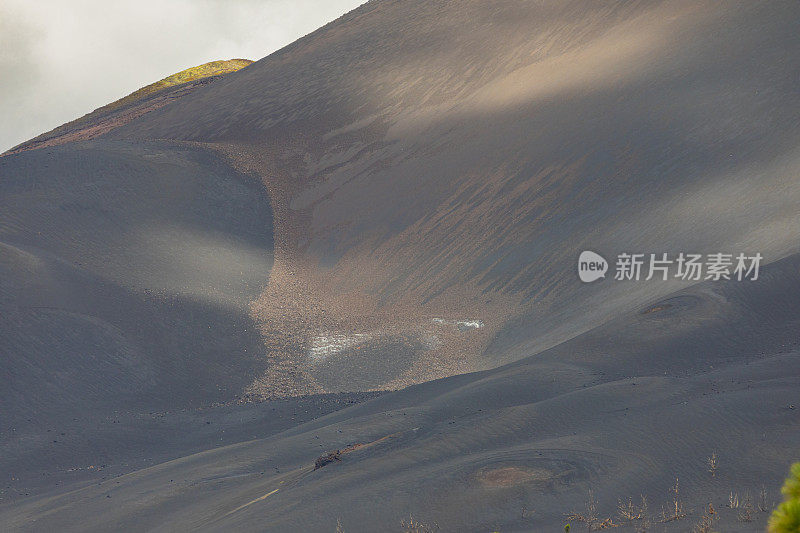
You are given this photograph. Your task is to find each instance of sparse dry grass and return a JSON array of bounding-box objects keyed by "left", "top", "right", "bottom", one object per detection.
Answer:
[
  {"left": 659, "top": 478, "right": 686, "bottom": 523},
  {"left": 738, "top": 492, "right": 754, "bottom": 522},
  {"left": 395, "top": 458, "right": 780, "bottom": 532},
  {"left": 400, "top": 514, "right": 439, "bottom": 532},
  {"left": 728, "top": 491, "right": 740, "bottom": 509},
  {"left": 618, "top": 495, "right": 651, "bottom": 532},
  {"left": 552, "top": 470, "right": 781, "bottom": 532},
  {"left": 759, "top": 485, "right": 771, "bottom": 512},
  {"left": 692, "top": 503, "right": 716, "bottom": 533},
  {"left": 568, "top": 489, "right": 618, "bottom": 530},
  {"left": 617, "top": 495, "right": 650, "bottom": 531},
  {"left": 707, "top": 452, "right": 717, "bottom": 478}
]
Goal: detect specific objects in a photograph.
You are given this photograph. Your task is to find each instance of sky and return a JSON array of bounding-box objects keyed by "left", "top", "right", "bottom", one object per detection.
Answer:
[{"left": 0, "top": 0, "right": 365, "bottom": 152}]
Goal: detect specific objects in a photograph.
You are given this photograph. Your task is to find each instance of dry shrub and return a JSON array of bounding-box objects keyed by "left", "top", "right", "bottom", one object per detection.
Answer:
[
  {"left": 400, "top": 514, "right": 439, "bottom": 532},
  {"left": 659, "top": 478, "right": 686, "bottom": 523},
  {"left": 693, "top": 503, "right": 716, "bottom": 533},
  {"left": 568, "top": 489, "right": 618, "bottom": 530}
]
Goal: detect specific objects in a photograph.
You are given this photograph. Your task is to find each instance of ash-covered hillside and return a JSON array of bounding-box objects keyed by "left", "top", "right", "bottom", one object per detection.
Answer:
[{"left": 1, "top": 1, "right": 799, "bottom": 531}]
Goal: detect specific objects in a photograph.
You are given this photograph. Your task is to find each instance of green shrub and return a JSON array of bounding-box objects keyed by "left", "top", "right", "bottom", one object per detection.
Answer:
[
  {"left": 769, "top": 499, "right": 800, "bottom": 533},
  {"left": 783, "top": 463, "right": 800, "bottom": 501},
  {"left": 769, "top": 462, "right": 800, "bottom": 533}
]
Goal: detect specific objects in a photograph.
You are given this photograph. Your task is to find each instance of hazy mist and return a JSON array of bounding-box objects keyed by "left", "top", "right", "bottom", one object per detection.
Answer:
[{"left": 0, "top": 0, "right": 364, "bottom": 152}]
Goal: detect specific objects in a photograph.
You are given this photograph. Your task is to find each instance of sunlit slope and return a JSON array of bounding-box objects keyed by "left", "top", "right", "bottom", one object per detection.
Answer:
[
  {"left": 104, "top": 58, "right": 253, "bottom": 113},
  {"left": 107, "top": 0, "right": 800, "bottom": 395}
]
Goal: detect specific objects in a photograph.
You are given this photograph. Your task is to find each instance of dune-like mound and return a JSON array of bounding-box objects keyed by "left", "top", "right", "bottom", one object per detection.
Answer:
[{"left": 1, "top": 1, "right": 798, "bottom": 530}]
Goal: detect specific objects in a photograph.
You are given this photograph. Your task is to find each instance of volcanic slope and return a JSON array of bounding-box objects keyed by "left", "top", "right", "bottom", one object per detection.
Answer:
[
  {"left": 107, "top": 0, "right": 800, "bottom": 396},
  {"left": 3, "top": 254, "right": 799, "bottom": 531},
  {"left": 1, "top": 0, "right": 799, "bottom": 530}
]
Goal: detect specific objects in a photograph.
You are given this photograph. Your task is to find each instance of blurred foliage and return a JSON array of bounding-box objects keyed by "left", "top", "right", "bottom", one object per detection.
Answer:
[{"left": 769, "top": 462, "right": 800, "bottom": 533}]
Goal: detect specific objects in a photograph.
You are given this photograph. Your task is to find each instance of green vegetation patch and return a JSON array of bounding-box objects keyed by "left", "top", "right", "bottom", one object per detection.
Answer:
[
  {"left": 770, "top": 462, "right": 800, "bottom": 533},
  {"left": 109, "top": 58, "right": 253, "bottom": 110}
]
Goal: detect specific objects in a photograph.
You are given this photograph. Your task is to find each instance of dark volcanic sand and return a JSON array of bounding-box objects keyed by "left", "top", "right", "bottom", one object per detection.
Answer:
[{"left": 1, "top": 0, "right": 799, "bottom": 531}]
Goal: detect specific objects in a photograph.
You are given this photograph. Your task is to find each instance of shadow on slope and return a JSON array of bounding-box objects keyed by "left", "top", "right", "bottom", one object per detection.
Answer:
[
  {"left": 3, "top": 253, "right": 798, "bottom": 531},
  {"left": 99, "top": 0, "right": 800, "bottom": 394},
  {"left": 0, "top": 140, "right": 280, "bottom": 496}
]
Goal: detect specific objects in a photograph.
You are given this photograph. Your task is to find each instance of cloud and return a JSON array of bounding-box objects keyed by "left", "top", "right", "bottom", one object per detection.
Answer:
[{"left": 0, "top": 0, "right": 364, "bottom": 152}]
